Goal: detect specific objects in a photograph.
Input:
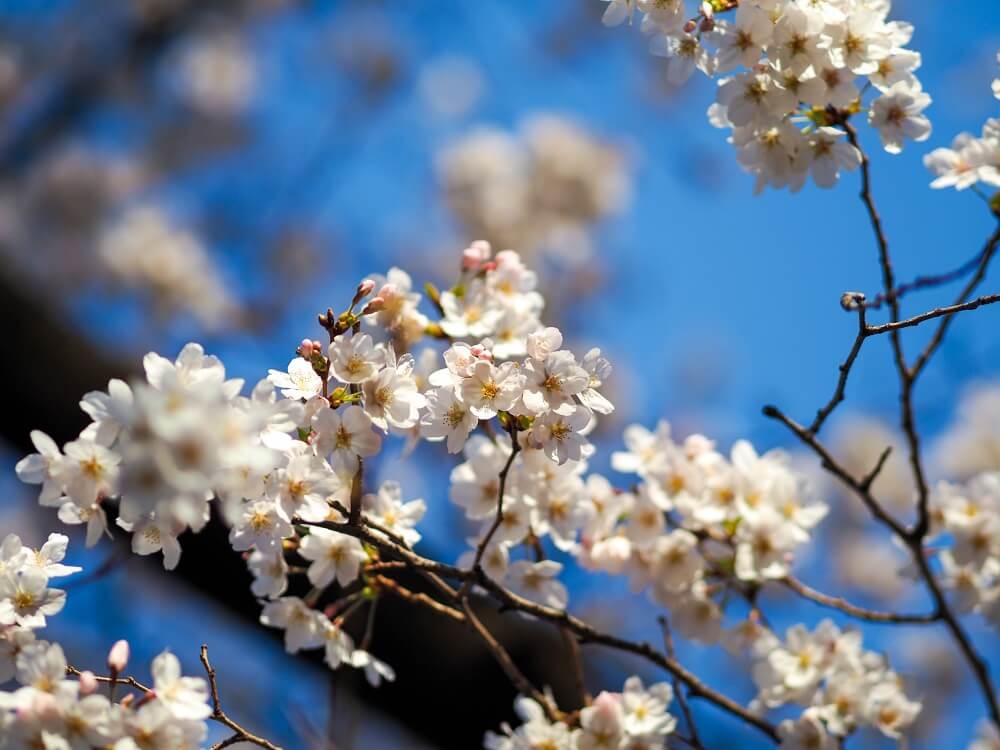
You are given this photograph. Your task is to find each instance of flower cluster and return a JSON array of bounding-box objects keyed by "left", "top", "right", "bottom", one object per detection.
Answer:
[
  {"left": 99, "top": 205, "right": 237, "bottom": 328},
  {"left": 17, "top": 242, "right": 616, "bottom": 687},
  {"left": 568, "top": 420, "right": 825, "bottom": 642},
  {"left": 600, "top": 0, "right": 930, "bottom": 191},
  {"left": 928, "top": 473, "right": 1000, "bottom": 629},
  {"left": 933, "top": 380, "right": 1000, "bottom": 480},
  {"left": 485, "top": 676, "right": 676, "bottom": 750},
  {"left": 0, "top": 534, "right": 73, "bottom": 637},
  {"left": 12, "top": 242, "right": 950, "bottom": 749},
  {"left": 924, "top": 53, "right": 1000, "bottom": 192},
  {"left": 16, "top": 342, "right": 290, "bottom": 570},
  {"left": 0, "top": 535, "right": 215, "bottom": 750},
  {"left": 750, "top": 619, "right": 921, "bottom": 743},
  {"left": 438, "top": 116, "right": 630, "bottom": 264}
]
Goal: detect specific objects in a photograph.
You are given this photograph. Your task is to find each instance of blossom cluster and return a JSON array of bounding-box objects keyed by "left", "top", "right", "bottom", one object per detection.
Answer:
[
  {"left": 99, "top": 205, "right": 237, "bottom": 328},
  {"left": 576, "top": 421, "right": 824, "bottom": 641},
  {"left": 15, "top": 242, "right": 616, "bottom": 687},
  {"left": 10, "top": 242, "right": 931, "bottom": 748},
  {"left": 485, "top": 677, "right": 676, "bottom": 750},
  {"left": 0, "top": 534, "right": 214, "bottom": 749},
  {"left": 439, "top": 116, "right": 630, "bottom": 264},
  {"left": 927, "top": 473, "right": 1000, "bottom": 629},
  {"left": 600, "top": 0, "right": 930, "bottom": 192},
  {"left": 924, "top": 53, "right": 1000, "bottom": 192},
  {"left": 750, "top": 619, "right": 921, "bottom": 744}
]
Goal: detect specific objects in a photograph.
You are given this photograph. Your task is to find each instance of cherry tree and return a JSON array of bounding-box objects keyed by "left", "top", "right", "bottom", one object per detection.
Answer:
[{"left": 3, "top": 1, "right": 1000, "bottom": 749}]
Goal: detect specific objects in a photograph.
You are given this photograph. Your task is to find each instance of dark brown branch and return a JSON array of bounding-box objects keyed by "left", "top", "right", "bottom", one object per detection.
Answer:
[
  {"left": 200, "top": 644, "right": 282, "bottom": 750},
  {"left": 859, "top": 445, "right": 893, "bottom": 491},
  {"left": 780, "top": 576, "right": 936, "bottom": 624},
  {"left": 65, "top": 665, "right": 151, "bottom": 694},
  {"left": 370, "top": 574, "right": 466, "bottom": 623},
  {"left": 464, "top": 428, "right": 520, "bottom": 588},
  {"left": 304, "top": 517, "right": 780, "bottom": 742},
  {"left": 459, "top": 598, "right": 560, "bottom": 721},
  {"left": 909, "top": 224, "right": 1000, "bottom": 383},
  {"left": 762, "top": 405, "right": 908, "bottom": 541},
  {"left": 907, "top": 550, "right": 1000, "bottom": 729},
  {"left": 841, "top": 121, "right": 938, "bottom": 560},
  {"left": 658, "top": 616, "right": 705, "bottom": 750},
  {"left": 809, "top": 304, "right": 868, "bottom": 435},
  {"left": 861, "top": 240, "right": 999, "bottom": 311},
  {"left": 864, "top": 293, "right": 1000, "bottom": 335}
]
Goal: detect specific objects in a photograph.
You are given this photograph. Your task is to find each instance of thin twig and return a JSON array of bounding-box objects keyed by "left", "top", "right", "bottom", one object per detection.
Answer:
[
  {"left": 780, "top": 576, "right": 936, "bottom": 624},
  {"left": 861, "top": 239, "right": 999, "bottom": 311},
  {"left": 200, "top": 644, "right": 283, "bottom": 750},
  {"left": 459, "top": 597, "right": 561, "bottom": 721},
  {"left": 909, "top": 224, "right": 1000, "bottom": 382},
  {"left": 763, "top": 405, "right": 908, "bottom": 541},
  {"left": 658, "top": 616, "right": 705, "bottom": 750},
  {"left": 864, "top": 293, "right": 1000, "bottom": 335},
  {"left": 809, "top": 304, "right": 867, "bottom": 435},
  {"left": 370, "top": 574, "right": 466, "bottom": 622},
  {"left": 303, "top": 517, "right": 780, "bottom": 741},
  {"left": 65, "top": 665, "right": 151, "bottom": 694},
  {"left": 907, "top": 550, "right": 1000, "bottom": 728},
  {"left": 460, "top": 427, "right": 520, "bottom": 596}
]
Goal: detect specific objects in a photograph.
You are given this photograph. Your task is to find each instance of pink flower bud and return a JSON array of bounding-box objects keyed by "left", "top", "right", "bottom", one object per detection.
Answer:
[
  {"left": 376, "top": 283, "right": 399, "bottom": 302},
  {"left": 107, "top": 639, "right": 129, "bottom": 673},
  {"left": 351, "top": 279, "right": 377, "bottom": 308},
  {"left": 683, "top": 18, "right": 697, "bottom": 33},
  {"left": 78, "top": 670, "right": 98, "bottom": 695},
  {"left": 469, "top": 344, "right": 490, "bottom": 360},
  {"left": 462, "top": 240, "right": 492, "bottom": 269},
  {"left": 700, "top": 16, "right": 715, "bottom": 32},
  {"left": 298, "top": 339, "right": 315, "bottom": 358},
  {"left": 120, "top": 693, "right": 136, "bottom": 708},
  {"left": 361, "top": 296, "right": 386, "bottom": 315},
  {"left": 592, "top": 691, "right": 622, "bottom": 720},
  {"left": 461, "top": 248, "right": 481, "bottom": 270}
]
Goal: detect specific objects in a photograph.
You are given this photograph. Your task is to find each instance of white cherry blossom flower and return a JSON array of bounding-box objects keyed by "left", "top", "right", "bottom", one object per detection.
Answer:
[{"left": 267, "top": 357, "right": 323, "bottom": 400}]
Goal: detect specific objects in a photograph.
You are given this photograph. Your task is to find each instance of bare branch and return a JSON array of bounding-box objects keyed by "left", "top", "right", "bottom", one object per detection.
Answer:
[
  {"left": 780, "top": 576, "right": 936, "bottom": 624},
  {"left": 762, "top": 405, "right": 908, "bottom": 540},
  {"left": 658, "top": 616, "right": 705, "bottom": 750},
  {"left": 200, "top": 645, "right": 283, "bottom": 750},
  {"left": 864, "top": 293, "right": 1000, "bottom": 335},
  {"left": 809, "top": 304, "right": 868, "bottom": 435}
]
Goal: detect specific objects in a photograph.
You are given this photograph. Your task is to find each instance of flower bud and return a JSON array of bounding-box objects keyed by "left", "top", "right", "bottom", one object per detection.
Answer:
[
  {"left": 462, "top": 240, "right": 492, "bottom": 270},
  {"left": 361, "top": 296, "right": 386, "bottom": 315},
  {"left": 351, "top": 279, "right": 376, "bottom": 309},
  {"left": 469, "top": 344, "right": 493, "bottom": 362},
  {"left": 107, "top": 639, "right": 130, "bottom": 673},
  {"left": 683, "top": 18, "right": 698, "bottom": 33},
  {"left": 840, "top": 291, "right": 866, "bottom": 311},
  {"left": 375, "top": 282, "right": 399, "bottom": 306},
  {"left": 592, "top": 691, "right": 623, "bottom": 721},
  {"left": 298, "top": 338, "right": 316, "bottom": 358},
  {"left": 78, "top": 670, "right": 98, "bottom": 695}
]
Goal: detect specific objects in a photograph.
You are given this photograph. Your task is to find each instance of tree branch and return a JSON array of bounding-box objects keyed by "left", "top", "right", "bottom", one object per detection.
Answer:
[
  {"left": 780, "top": 576, "right": 936, "bottom": 624},
  {"left": 201, "top": 644, "right": 283, "bottom": 750}
]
